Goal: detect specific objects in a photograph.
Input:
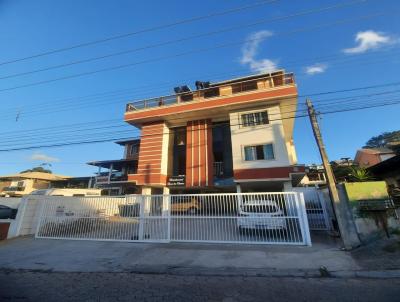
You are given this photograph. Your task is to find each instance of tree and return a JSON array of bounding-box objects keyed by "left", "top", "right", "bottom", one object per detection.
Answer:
[
  {"left": 331, "top": 162, "right": 353, "bottom": 183},
  {"left": 20, "top": 166, "right": 52, "bottom": 174},
  {"left": 364, "top": 131, "right": 400, "bottom": 153}
]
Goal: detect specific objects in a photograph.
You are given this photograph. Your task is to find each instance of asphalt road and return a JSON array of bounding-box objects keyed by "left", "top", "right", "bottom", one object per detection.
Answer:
[{"left": 1, "top": 271, "right": 399, "bottom": 302}]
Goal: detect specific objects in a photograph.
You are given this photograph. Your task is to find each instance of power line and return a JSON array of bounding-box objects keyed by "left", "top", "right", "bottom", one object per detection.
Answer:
[
  {"left": 1, "top": 77, "right": 400, "bottom": 139},
  {"left": 1, "top": 43, "right": 398, "bottom": 123},
  {"left": 0, "top": 0, "right": 370, "bottom": 80},
  {"left": 0, "top": 0, "right": 280, "bottom": 66},
  {"left": 0, "top": 98, "right": 399, "bottom": 152},
  {"left": 3, "top": 39, "right": 397, "bottom": 117},
  {"left": 2, "top": 83, "right": 398, "bottom": 143},
  {"left": 0, "top": 11, "right": 390, "bottom": 93}
]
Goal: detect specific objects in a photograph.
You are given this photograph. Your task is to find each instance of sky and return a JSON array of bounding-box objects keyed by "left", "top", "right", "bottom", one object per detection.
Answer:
[{"left": 0, "top": 0, "right": 399, "bottom": 176}]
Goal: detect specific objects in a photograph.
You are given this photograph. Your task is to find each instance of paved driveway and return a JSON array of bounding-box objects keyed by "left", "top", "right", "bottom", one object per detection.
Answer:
[{"left": 0, "top": 234, "right": 357, "bottom": 274}]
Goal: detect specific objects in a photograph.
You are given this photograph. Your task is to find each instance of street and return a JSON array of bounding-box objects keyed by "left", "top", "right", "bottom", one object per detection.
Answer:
[{"left": 1, "top": 271, "right": 400, "bottom": 301}]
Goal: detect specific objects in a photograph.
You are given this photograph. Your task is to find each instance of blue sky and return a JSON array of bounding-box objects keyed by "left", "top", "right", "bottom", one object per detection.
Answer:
[{"left": 0, "top": 0, "right": 399, "bottom": 176}]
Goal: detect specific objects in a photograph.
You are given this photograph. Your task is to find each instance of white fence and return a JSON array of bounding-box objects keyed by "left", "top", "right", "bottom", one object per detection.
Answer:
[
  {"left": 35, "top": 192, "right": 311, "bottom": 245},
  {"left": 293, "top": 187, "right": 332, "bottom": 231}
]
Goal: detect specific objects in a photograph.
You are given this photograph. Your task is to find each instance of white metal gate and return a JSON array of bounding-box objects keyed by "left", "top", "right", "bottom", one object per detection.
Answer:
[
  {"left": 35, "top": 192, "right": 311, "bottom": 245},
  {"left": 293, "top": 188, "right": 332, "bottom": 230}
]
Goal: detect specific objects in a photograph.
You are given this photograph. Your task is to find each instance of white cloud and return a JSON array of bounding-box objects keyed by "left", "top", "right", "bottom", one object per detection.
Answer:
[
  {"left": 240, "top": 30, "right": 278, "bottom": 73},
  {"left": 305, "top": 63, "right": 327, "bottom": 75},
  {"left": 30, "top": 152, "right": 60, "bottom": 162},
  {"left": 343, "top": 30, "right": 395, "bottom": 54}
]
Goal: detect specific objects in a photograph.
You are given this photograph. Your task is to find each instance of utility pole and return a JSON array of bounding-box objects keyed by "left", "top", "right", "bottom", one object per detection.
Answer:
[{"left": 306, "top": 99, "right": 360, "bottom": 249}]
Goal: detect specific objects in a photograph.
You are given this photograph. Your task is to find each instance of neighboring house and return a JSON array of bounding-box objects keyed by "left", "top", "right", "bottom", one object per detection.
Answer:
[
  {"left": 87, "top": 139, "right": 139, "bottom": 195},
  {"left": 0, "top": 172, "right": 70, "bottom": 197},
  {"left": 121, "top": 70, "right": 305, "bottom": 194},
  {"left": 299, "top": 164, "right": 326, "bottom": 187},
  {"left": 368, "top": 154, "right": 400, "bottom": 203},
  {"left": 354, "top": 148, "right": 396, "bottom": 168}
]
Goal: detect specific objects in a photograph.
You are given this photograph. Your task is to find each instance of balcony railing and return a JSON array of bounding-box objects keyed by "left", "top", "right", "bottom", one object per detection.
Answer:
[
  {"left": 126, "top": 72, "right": 295, "bottom": 112},
  {"left": 96, "top": 174, "right": 128, "bottom": 184}
]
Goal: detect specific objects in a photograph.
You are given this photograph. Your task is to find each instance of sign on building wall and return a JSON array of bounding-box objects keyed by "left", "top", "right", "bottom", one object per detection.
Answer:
[{"left": 167, "top": 175, "right": 186, "bottom": 187}]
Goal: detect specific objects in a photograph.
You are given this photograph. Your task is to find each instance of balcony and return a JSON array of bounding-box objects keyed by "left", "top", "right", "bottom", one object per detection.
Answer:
[
  {"left": 95, "top": 172, "right": 129, "bottom": 184},
  {"left": 125, "top": 72, "right": 295, "bottom": 113}
]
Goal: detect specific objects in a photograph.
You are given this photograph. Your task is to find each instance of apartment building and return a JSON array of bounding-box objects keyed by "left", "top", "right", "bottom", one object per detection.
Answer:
[
  {"left": 122, "top": 70, "right": 305, "bottom": 195},
  {"left": 88, "top": 139, "right": 139, "bottom": 195}
]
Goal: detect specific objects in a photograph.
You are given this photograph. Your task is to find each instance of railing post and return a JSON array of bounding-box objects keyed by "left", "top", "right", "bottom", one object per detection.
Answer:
[
  {"left": 167, "top": 194, "right": 171, "bottom": 242},
  {"left": 138, "top": 195, "right": 145, "bottom": 241},
  {"left": 297, "top": 192, "right": 312, "bottom": 246},
  {"left": 318, "top": 190, "right": 332, "bottom": 231}
]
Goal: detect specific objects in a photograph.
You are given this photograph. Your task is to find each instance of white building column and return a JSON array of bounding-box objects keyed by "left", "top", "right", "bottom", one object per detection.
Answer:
[
  {"left": 141, "top": 186, "right": 152, "bottom": 216},
  {"left": 162, "top": 187, "right": 170, "bottom": 218}
]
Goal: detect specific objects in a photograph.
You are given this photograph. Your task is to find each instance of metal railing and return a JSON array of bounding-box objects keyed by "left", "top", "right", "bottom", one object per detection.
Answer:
[
  {"left": 125, "top": 72, "right": 295, "bottom": 112},
  {"left": 95, "top": 173, "right": 128, "bottom": 184},
  {"left": 293, "top": 187, "right": 332, "bottom": 231},
  {"left": 35, "top": 192, "right": 311, "bottom": 245}
]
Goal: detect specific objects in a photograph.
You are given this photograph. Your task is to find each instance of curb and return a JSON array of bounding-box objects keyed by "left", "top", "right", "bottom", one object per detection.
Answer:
[{"left": 1, "top": 266, "right": 400, "bottom": 279}]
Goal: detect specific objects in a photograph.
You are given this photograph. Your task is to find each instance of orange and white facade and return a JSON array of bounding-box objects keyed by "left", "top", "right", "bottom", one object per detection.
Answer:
[{"left": 124, "top": 70, "right": 305, "bottom": 194}]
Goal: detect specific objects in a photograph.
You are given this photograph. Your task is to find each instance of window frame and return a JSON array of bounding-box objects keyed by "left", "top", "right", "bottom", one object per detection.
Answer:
[
  {"left": 242, "top": 143, "right": 275, "bottom": 161},
  {"left": 240, "top": 110, "right": 269, "bottom": 128},
  {"left": 129, "top": 143, "right": 139, "bottom": 156}
]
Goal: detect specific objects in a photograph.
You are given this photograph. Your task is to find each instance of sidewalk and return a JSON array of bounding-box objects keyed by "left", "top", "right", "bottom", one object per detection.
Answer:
[{"left": 0, "top": 233, "right": 399, "bottom": 278}]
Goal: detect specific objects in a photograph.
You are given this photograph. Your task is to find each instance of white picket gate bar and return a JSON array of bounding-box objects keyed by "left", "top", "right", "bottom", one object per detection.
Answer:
[
  {"left": 292, "top": 187, "right": 332, "bottom": 231},
  {"left": 35, "top": 192, "right": 311, "bottom": 246}
]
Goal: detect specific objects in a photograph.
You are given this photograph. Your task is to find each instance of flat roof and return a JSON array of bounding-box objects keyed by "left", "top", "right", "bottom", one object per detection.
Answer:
[
  {"left": 115, "top": 138, "right": 140, "bottom": 146},
  {"left": 0, "top": 172, "right": 70, "bottom": 181},
  {"left": 87, "top": 158, "right": 137, "bottom": 170},
  {"left": 368, "top": 154, "right": 400, "bottom": 174}
]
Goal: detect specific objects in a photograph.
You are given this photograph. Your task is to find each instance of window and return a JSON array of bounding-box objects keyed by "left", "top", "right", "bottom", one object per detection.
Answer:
[
  {"left": 244, "top": 144, "right": 274, "bottom": 161},
  {"left": 241, "top": 111, "right": 269, "bottom": 127},
  {"left": 129, "top": 144, "right": 139, "bottom": 155}
]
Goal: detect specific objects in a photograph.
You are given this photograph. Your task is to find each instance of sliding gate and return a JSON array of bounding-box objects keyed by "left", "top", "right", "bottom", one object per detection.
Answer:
[{"left": 35, "top": 193, "right": 311, "bottom": 246}]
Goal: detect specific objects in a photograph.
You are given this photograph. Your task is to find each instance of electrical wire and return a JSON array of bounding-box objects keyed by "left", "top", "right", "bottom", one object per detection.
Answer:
[
  {"left": 0, "top": 0, "right": 280, "bottom": 66},
  {"left": 0, "top": 0, "right": 370, "bottom": 80},
  {"left": 0, "top": 11, "right": 391, "bottom": 93},
  {"left": 0, "top": 97, "right": 399, "bottom": 152}
]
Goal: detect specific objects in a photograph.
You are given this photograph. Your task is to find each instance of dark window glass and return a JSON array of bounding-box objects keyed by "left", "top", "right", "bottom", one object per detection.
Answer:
[
  {"left": 244, "top": 144, "right": 274, "bottom": 161},
  {"left": 241, "top": 111, "right": 269, "bottom": 127}
]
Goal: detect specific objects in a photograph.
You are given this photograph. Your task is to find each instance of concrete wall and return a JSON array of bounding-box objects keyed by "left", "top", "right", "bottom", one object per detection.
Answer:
[
  {"left": 8, "top": 196, "right": 43, "bottom": 238},
  {"left": 341, "top": 181, "right": 400, "bottom": 243},
  {"left": 229, "top": 105, "right": 291, "bottom": 171}
]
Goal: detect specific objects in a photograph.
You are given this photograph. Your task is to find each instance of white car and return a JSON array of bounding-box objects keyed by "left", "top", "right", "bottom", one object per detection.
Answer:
[{"left": 237, "top": 199, "right": 287, "bottom": 231}]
